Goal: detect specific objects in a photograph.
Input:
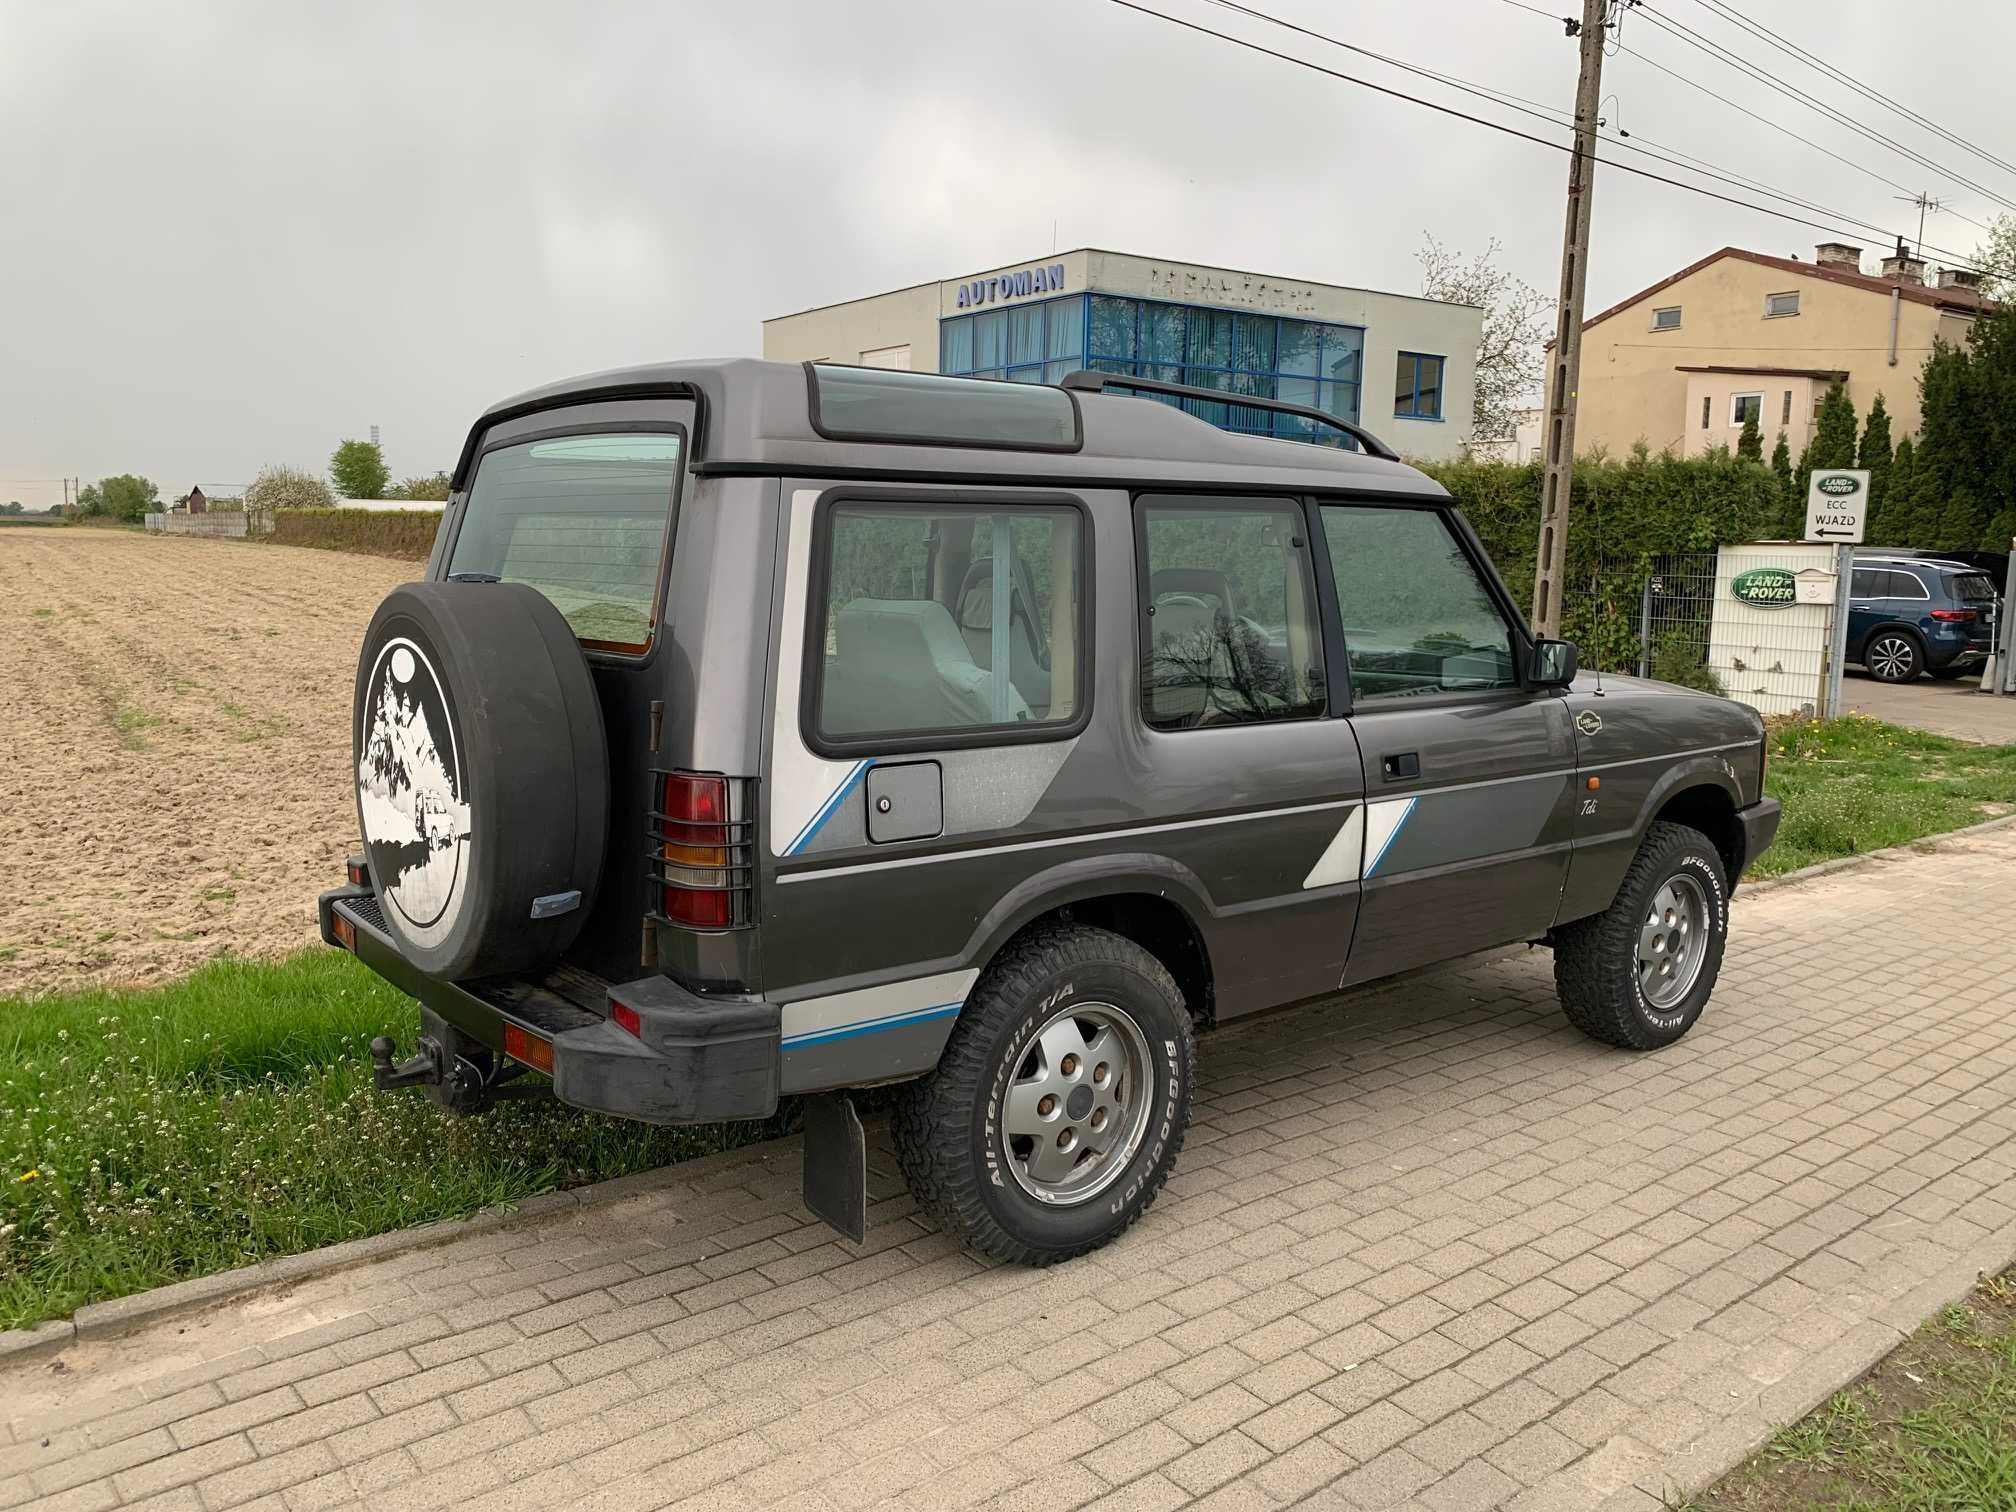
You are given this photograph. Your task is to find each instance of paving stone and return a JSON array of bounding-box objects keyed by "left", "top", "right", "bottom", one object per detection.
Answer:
[{"left": 12, "top": 833, "right": 2016, "bottom": 1512}]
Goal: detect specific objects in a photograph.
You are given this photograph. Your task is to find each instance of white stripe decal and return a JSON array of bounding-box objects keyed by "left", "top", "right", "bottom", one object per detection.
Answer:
[
  {"left": 1362, "top": 797, "right": 1418, "bottom": 878},
  {"left": 769, "top": 488, "right": 866, "bottom": 857},
  {"left": 1301, "top": 805, "right": 1365, "bottom": 888},
  {"left": 780, "top": 967, "right": 981, "bottom": 1048}
]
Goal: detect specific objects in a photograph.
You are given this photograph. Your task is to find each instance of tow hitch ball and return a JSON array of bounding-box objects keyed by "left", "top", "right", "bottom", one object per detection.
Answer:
[{"left": 370, "top": 1035, "right": 444, "bottom": 1091}]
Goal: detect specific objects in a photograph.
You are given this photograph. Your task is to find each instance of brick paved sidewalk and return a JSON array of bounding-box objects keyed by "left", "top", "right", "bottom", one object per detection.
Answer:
[{"left": 8, "top": 826, "right": 2016, "bottom": 1512}]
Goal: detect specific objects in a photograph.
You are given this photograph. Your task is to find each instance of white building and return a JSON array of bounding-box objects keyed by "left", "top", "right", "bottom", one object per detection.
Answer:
[
  {"left": 763, "top": 249, "right": 1483, "bottom": 460},
  {"left": 1472, "top": 406, "right": 1545, "bottom": 463}
]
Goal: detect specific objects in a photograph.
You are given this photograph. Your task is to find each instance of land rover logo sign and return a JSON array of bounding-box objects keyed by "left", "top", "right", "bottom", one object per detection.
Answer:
[
  {"left": 1730, "top": 567, "right": 1799, "bottom": 608},
  {"left": 1816, "top": 474, "right": 1860, "bottom": 497},
  {"left": 357, "top": 637, "right": 472, "bottom": 945}
]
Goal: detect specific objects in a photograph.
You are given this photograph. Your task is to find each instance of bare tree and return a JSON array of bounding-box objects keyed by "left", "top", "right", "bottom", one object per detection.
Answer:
[{"left": 1417, "top": 234, "right": 1555, "bottom": 451}]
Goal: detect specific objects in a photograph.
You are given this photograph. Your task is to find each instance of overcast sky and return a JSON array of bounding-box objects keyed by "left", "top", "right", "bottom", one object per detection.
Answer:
[{"left": 3, "top": 0, "right": 2010, "bottom": 507}]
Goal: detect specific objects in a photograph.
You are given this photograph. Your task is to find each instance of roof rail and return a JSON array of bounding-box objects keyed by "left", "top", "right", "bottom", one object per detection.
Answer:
[{"left": 1060, "top": 369, "right": 1399, "bottom": 461}]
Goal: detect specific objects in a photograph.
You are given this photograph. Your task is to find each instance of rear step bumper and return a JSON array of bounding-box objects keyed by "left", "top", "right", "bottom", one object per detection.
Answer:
[{"left": 319, "top": 886, "right": 780, "bottom": 1125}]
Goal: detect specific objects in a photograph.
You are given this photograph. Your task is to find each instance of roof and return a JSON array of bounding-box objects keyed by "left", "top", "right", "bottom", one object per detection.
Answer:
[
  {"left": 1586, "top": 247, "right": 1990, "bottom": 331},
  {"left": 454, "top": 359, "right": 1446, "bottom": 501},
  {"left": 762, "top": 247, "right": 1483, "bottom": 325},
  {"left": 1674, "top": 364, "right": 1850, "bottom": 380}
]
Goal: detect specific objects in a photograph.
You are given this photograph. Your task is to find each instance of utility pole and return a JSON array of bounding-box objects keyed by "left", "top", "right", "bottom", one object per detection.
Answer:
[{"left": 1530, "top": 0, "right": 1613, "bottom": 639}]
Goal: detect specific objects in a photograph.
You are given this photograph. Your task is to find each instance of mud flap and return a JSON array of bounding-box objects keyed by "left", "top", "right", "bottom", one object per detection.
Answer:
[{"left": 802, "top": 1092, "right": 866, "bottom": 1244}]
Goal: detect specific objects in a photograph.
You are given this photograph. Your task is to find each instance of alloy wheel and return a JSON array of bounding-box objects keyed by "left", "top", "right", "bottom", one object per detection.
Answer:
[
  {"left": 998, "top": 1002, "right": 1154, "bottom": 1206},
  {"left": 1869, "top": 635, "right": 1916, "bottom": 681},
  {"left": 1638, "top": 872, "right": 1711, "bottom": 1009}
]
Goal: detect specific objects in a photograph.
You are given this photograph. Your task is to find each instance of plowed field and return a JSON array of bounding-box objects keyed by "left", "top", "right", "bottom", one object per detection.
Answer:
[{"left": 1, "top": 530, "right": 413, "bottom": 995}]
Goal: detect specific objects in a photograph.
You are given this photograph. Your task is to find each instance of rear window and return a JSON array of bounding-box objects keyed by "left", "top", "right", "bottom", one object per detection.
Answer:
[
  {"left": 448, "top": 433, "right": 680, "bottom": 651},
  {"left": 809, "top": 365, "right": 1081, "bottom": 451},
  {"left": 1951, "top": 572, "right": 2000, "bottom": 605}
]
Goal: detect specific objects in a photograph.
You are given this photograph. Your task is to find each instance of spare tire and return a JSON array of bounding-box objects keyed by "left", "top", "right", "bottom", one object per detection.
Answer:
[{"left": 352, "top": 582, "right": 608, "bottom": 980}]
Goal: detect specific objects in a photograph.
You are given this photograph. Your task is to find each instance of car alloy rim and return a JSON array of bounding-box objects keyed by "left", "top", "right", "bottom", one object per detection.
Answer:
[
  {"left": 998, "top": 1001, "right": 1155, "bottom": 1207},
  {"left": 1639, "top": 872, "right": 1711, "bottom": 1010},
  {"left": 1870, "top": 636, "right": 1913, "bottom": 679}
]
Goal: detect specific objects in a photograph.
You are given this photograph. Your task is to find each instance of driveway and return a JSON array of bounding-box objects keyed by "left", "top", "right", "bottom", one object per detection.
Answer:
[
  {"left": 1847, "top": 669, "right": 2016, "bottom": 744},
  {"left": 8, "top": 826, "right": 2016, "bottom": 1512}
]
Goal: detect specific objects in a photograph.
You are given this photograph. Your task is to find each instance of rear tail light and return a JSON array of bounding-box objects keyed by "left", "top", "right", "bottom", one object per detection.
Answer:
[
  {"left": 611, "top": 1001, "right": 642, "bottom": 1038},
  {"left": 331, "top": 911, "right": 357, "bottom": 951},
  {"left": 652, "top": 772, "right": 753, "bottom": 931},
  {"left": 1930, "top": 609, "right": 1977, "bottom": 622},
  {"left": 345, "top": 855, "right": 369, "bottom": 887}
]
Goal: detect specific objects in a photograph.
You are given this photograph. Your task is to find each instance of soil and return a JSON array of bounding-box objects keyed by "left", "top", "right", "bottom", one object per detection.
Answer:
[{"left": 0, "top": 531, "right": 415, "bottom": 996}]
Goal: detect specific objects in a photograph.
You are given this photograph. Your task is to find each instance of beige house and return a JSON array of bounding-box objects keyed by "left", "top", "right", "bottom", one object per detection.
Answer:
[{"left": 1574, "top": 243, "right": 1988, "bottom": 458}]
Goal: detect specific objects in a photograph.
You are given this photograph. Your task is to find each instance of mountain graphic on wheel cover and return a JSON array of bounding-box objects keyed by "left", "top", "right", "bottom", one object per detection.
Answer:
[{"left": 357, "top": 639, "right": 471, "bottom": 934}]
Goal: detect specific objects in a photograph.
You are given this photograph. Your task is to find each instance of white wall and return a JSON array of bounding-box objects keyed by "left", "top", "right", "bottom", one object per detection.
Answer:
[{"left": 1707, "top": 542, "right": 1839, "bottom": 717}]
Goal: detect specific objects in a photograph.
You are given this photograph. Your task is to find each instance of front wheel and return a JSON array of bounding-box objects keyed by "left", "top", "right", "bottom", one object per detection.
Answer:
[
  {"left": 1553, "top": 821, "right": 1729, "bottom": 1050},
  {"left": 892, "top": 926, "right": 1194, "bottom": 1265},
  {"left": 1864, "top": 631, "right": 1922, "bottom": 682}
]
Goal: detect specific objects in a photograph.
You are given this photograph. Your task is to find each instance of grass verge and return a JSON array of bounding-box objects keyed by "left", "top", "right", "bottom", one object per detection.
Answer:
[
  {"left": 0, "top": 952, "right": 792, "bottom": 1330},
  {"left": 1752, "top": 713, "right": 2016, "bottom": 877},
  {"left": 1, "top": 714, "right": 2006, "bottom": 1331},
  {"left": 1680, "top": 1269, "right": 2016, "bottom": 1511}
]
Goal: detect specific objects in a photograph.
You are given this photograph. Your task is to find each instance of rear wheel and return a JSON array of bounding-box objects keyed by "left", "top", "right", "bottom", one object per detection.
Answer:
[
  {"left": 892, "top": 926, "right": 1194, "bottom": 1265},
  {"left": 1864, "top": 630, "right": 1922, "bottom": 682},
  {"left": 1553, "top": 821, "right": 1728, "bottom": 1050}
]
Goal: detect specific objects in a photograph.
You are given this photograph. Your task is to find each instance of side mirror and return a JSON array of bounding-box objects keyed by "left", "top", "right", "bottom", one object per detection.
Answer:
[{"left": 1530, "top": 638, "right": 1579, "bottom": 687}]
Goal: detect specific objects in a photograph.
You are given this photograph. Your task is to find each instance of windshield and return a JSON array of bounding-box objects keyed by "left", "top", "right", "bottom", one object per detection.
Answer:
[
  {"left": 447, "top": 433, "right": 681, "bottom": 651},
  {"left": 1950, "top": 572, "right": 2000, "bottom": 606}
]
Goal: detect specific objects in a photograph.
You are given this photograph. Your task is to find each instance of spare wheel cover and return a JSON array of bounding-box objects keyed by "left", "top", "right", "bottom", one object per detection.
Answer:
[{"left": 353, "top": 581, "right": 609, "bottom": 981}]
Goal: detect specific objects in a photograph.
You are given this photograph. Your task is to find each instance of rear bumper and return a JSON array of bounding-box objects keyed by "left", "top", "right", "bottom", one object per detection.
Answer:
[
  {"left": 1737, "top": 796, "right": 1781, "bottom": 877},
  {"left": 320, "top": 889, "right": 780, "bottom": 1125}
]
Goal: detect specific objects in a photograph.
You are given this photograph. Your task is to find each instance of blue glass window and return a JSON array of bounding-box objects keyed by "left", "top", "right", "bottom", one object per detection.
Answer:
[
  {"left": 937, "top": 291, "right": 1367, "bottom": 446},
  {"left": 1395, "top": 352, "right": 1445, "bottom": 420}
]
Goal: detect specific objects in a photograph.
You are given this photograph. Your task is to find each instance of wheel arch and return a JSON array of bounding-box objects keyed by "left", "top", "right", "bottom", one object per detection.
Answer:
[
  {"left": 1644, "top": 770, "right": 1745, "bottom": 884},
  {"left": 959, "top": 854, "right": 1218, "bottom": 1024}
]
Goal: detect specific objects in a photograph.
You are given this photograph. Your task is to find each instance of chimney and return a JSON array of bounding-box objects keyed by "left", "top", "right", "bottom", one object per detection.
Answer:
[
  {"left": 1881, "top": 252, "right": 1926, "bottom": 285},
  {"left": 1814, "top": 241, "right": 1862, "bottom": 270},
  {"left": 1936, "top": 267, "right": 1982, "bottom": 291}
]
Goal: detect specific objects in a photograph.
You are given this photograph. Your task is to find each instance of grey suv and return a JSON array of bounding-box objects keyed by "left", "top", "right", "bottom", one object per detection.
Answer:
[{"left": 321, "top": 361, "right": 1779, "bottom": 1263}]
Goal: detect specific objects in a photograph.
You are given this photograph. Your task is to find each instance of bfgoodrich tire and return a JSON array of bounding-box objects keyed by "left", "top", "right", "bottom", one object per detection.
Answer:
[
  {"left": 1553, "top": 821, "right": 1728, "bottom": 1051},
  {"left": 892, "top": 926, "right": 1194, "bottom": 1265},
  {"left": 353, "top": 581, "right": 607, "bottom": 981}
]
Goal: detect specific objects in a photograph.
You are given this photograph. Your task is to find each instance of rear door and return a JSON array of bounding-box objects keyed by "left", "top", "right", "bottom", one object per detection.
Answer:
[
  {"left": 1318, "top": 502, "right": 1578, "bottom": 985},
  {"left": 440, "top": 416, "right": 693, "bottom": 982}
]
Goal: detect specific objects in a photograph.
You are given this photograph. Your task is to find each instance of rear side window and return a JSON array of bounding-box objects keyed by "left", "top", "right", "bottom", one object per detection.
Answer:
[
  {"left": 1139, "top": 498, "right": 1326, "bottom": 730},
  {"left": 814, "top": 502, "right": 1083, "bottom": 744},
  {"left": 1951, "top": 572, "right": 1999, "bottom": 605},
  {"left": 448, "top": 433, "right": 680, "bottom": 652},
  {"left": 1322, "top": 505, "right": 1518, "bottom": 698}
]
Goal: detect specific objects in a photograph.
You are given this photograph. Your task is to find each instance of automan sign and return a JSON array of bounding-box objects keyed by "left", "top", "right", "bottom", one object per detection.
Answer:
[
  {"left": 954, "top": 264, "right": 1067, "bottom": 308},
  {"left": 1729, "top": 567, "right": 1799, "bottom": 608}
]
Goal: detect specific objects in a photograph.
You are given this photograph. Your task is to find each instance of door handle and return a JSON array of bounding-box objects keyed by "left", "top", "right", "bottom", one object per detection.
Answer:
[{"left": 1382, "top": 752, "right": 1421, "bottom": 781}]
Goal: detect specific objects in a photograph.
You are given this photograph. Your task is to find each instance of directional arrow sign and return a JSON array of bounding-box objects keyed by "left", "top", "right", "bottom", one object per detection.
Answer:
[{"left": 1805, "top": 469, "right": 1869, "bottom": 545}]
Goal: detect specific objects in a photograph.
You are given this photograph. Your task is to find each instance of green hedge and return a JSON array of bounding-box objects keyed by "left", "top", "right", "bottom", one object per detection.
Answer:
[
  {"left": 270, "top": 507, "right": 441, "bottom": 561},
  {"left": 1419, "top": 450, "right": 1784, "bottom": 672}
]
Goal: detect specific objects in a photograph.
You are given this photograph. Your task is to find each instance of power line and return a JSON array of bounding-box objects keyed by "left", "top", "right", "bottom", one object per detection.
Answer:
[
  {"left": 1683, "top": 0, "right": 2016, "bottom": 185},
  {"left": 1631, "top": 4, "right": 2016, "bottom": 216},
  {"left": 1177, "top": 0, "right": 1983, "bottom": 270},
  {"left": 1096, "top": 0, "right": 1989, "bottom": 272},
  {"left": 1500, "top": 1, "right": 1929, "bottom": 206}
]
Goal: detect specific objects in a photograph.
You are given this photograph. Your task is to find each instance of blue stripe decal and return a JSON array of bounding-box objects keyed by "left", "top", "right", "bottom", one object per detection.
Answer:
[
  {"left": 1364, "top": 797, "right": 1418, "bottom": 878},
  {"left": 783, "top": 1001, "right": 963, "bottom": 1050},
  {"left": 787, "top": 760, "right": 872, "bottom": 856}
]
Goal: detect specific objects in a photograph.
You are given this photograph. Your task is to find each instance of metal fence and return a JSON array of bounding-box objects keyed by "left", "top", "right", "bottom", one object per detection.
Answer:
[{"left": 1557, "top": 551, "right": 1721, "bottom": 690}]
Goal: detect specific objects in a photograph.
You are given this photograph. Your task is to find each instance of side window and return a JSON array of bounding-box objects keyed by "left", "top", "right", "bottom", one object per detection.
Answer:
[
  {"left": 1321, "top": 505, "right": 1519, "bottom": 699},
  {"left": 814, "top": 502, "right": 1082, "bottom": 744},
  {"left": 1892, "top": 571, "right": 1929, "bottom": 600},
  {"left": 1139, "top": 498, "right": 1325, "bottom": 731},
  {"left": 1851, "top": 567, "right": 1882, "bottom": 598}
]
